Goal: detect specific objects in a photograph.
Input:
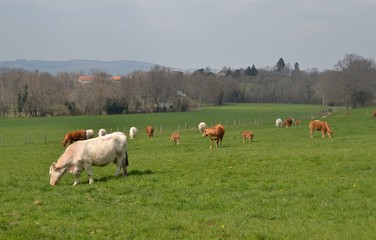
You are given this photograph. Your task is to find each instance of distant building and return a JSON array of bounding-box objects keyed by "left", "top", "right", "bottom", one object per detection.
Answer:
[{"left": 78, "top": 75, "right": 122, "bottom": 84}]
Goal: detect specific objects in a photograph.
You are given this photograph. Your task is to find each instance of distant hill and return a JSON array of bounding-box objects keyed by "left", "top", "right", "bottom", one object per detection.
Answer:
[{"left": 0, "top": 59, "right": 157, "bottom": 75}]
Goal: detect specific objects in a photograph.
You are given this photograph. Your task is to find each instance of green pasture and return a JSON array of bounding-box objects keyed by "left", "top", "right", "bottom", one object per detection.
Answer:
[{"left": 1, "top": 103, "right": 376, "bottom": 239}]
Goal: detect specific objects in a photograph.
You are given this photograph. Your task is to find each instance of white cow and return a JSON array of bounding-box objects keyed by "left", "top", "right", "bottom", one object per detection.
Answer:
[
  {"left": 49, "top": 132, "right": 128, "bottom": 186},
  {"left": 98, "top": 128, "right": 107, "bottom": 137},
  {"left": 86, "top": 129, "right": 94, "bottom": 139},
  {"left": 275, "top": 118, "right": 283, "bottom": 127},
  {"left": 198, "top": 122, "right": 207, "bottom": 133},
  {"left": 129, "top": 127, "right": 138, "bottom": 139}
]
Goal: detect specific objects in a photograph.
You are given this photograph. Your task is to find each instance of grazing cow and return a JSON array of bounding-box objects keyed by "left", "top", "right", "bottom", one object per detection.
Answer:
[
  {"left": 98, "top": 128, "right": 107, "bottom": 137},
  {"left": 241, "top": 131, "right": 254, "bottom": 143},
  {"left": 61, "top": 130, "right": 87, "bottom": 147},
  {"left": 198, "top": 122, "right": 207, "bottom": 133},
  {"left": 170, "top": 132, "right": 180, "bottom": 145},
  {"left": 202, "top": 124, "right": 225, "bottom": 149},
  {"left": 309, "top": 120, "right": 333, "bottom": 138},
  {"left": 294, "top": 119, "right": 302, "bottom": 126},
  {"left": 275, "top": 118, "right": 283, "bottom": 127},
  {"left": 50, "top": 132, "right": 128, "bottom": 186},
  {"left": 146, "top": 125, "right": 154, "bottom": 138},
  {"left": 284, "top": 118, "right": 294, "bottom": 127},
  {"left": 129, "top": 127, "right": 138, "bottom": 139}
]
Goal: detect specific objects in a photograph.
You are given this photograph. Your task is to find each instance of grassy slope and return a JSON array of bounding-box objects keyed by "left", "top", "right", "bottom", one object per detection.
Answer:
[{"left": 0, "top": 104, "right": 375, "bottom": 239}]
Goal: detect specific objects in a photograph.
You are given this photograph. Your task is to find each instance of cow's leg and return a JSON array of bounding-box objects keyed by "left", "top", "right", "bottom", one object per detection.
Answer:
[
  {"left": 82, "top": 163, "right": 94, "bottom": 184},
  {"left": 122, "top": 151, "right": 129, "bottom": 176},
  {"left": 73, "top": 168, "right": 82, "bottom": 186}
]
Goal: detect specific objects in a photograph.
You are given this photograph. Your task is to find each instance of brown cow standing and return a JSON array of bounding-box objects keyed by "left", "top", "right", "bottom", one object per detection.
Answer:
[
  {"left": 284, "top": 118, "right": 294, "bottom": 127},
  {"left": 241, "top": 131, "right": 254, "bottom": 143},
  {"left": 61, "top": 130, "right": 87, "bottom": 147},
  {"left": 294, "top": 119, "right": 302, "bottom": 126},
  {"left": 202, "top": 124, "right": 225, "bottom": 149},
  {"left": 146, "top": 125, "right": 154, "bottom": 138},
  {"left": 309, "top": 120, "right": 333, "bottom": 138},
  {"left": 170, "top": 132, "right": 180, "bottom": 145},
  {"left": 372, "top": 110, "right": 376, "bottom": 117}
]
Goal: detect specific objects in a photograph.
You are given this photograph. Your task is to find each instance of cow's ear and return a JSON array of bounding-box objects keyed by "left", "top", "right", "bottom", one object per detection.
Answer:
[{"left": 52, "top": 162, "right": 57, "bottom": 170}]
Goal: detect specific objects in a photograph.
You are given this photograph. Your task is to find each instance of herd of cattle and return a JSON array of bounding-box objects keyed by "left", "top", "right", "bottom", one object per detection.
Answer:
[{"left": 49, "top": 118, "right": 332, "bottom": 186}]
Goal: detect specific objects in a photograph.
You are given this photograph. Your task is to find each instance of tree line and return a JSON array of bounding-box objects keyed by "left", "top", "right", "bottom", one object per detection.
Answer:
[{"left": 0, "top": 53, "right": 375, "bottom": 117}]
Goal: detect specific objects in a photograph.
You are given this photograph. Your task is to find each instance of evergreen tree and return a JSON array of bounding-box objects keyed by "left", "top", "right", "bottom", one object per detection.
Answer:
[
  {"left": 294, "top": 62, "right": 300, "bottom": 71},
  {"left": 17, "top": 85, "right": 28, "bottom": 116},
  {"left": 250, "top": 65, "right": 259, "bottom": 76},
  {"left": 276, "top": 58, "right": 285, "bottom": 74}
]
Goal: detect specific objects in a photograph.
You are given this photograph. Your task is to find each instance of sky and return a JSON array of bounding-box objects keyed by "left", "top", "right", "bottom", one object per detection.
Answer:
[{"left": 1, "top": 0, "right": 376, "bottom": 71}]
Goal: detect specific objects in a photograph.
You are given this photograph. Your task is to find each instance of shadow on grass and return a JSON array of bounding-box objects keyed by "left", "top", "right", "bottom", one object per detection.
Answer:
[{"left": 95, "top": 169, "right": 154, "bottom": 183}]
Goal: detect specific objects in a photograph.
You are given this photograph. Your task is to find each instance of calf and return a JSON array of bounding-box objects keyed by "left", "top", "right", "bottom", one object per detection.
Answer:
[
  {"left": 284, "top": 118, "right": 294, "bottom": 127},
  {"left": 61, "top": 130, "right": 87, "bottom": 147},
  {"left": 309, "top": 120, "right": 333, "bottom": 138},
  {"left": 50, "top": 132, "right": 128, "bottom": 186},
  {"left": 129, "top": 127, "right": 138, "bottom": 139},
  {"left": 146, "top": 125, "right": 154, "bottom": 138},
  {"left": 98, "top": 128, "right": 107, "bottom": 137},
  {"left": 170, "top": 132, "right": 180, "bottom": 145},
  {"left": 241, "top": 131, "right": 254, "bottom": 143},
  {"left": 202, "top": 124, "right": 225, "bottom": 149},
  {"left": 198, "top": 122, "right": 207, "bottom": 133},
  {"left": 275, "top": 118, "right": 283, "bottom": 127}
]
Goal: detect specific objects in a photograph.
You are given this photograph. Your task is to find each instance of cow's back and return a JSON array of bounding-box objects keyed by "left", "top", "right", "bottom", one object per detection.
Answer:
[
  {"left": 215, "top": 124, "right": 225, "bottom": 138},
  {"left": 69, "top": 132, "right": 127, "bottom": 166}
]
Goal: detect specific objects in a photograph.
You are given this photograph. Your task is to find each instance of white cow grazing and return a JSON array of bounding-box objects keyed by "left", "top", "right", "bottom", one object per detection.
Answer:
[
  {"left": 49, "top": 132, "right": 128, "bottom": 186},
  {"left": 275, "top": 118, "right": 283, "bottom": 127},
  {"left": 129, "top": 127, "right": 138, "bottom": 139},
  {"left": 198, "top": 122, "right": 207, "bottom": 133},
  {"left": 98, "top": 128, "right": 107, "bottom": 137},
  {"left": 86, "top": 129, "right": 94, "bottom": 139}
]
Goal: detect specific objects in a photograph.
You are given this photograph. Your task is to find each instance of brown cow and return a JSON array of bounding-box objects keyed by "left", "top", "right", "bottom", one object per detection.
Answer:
[
  {"left": 146, "top": 125, "right": 154, "bottom": 138},
  {"left": 284, "top": 118, "right": 294, "bottom": 127},
  {"left": 241, "top": 131, "right": 254, "bottom": 143},
  {"left": 61, "top": 130, "right": 87, "bottom": 147},
  {"left": 294, "top": 119, "right": 302, "bottom": 126},
  {"left": 372, "top": 110, "right": 376, "bottom": 117},
  {"left": 202, "top": 124, "right": 225, "bottom": 149},
  {"left": 309, "top": 120, "right": 333, "bottom": 138},
  {"left": 170, "top": 132, "right": 180, "bottom": 145}
]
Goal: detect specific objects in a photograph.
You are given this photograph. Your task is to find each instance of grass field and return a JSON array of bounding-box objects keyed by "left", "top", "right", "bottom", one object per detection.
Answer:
[{"left": 1, "top": 103, "right": 376, "bottom": 239}]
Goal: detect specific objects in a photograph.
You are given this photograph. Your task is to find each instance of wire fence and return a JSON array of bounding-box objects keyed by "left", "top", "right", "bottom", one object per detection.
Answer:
[{"left": 0, "top": 107, "right": 341, "bottom": 146}]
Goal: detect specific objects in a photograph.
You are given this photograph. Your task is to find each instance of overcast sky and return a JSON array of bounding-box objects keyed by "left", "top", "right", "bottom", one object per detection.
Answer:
[{"left": 1, "top": 0, "right": 375, "bottom": 71}]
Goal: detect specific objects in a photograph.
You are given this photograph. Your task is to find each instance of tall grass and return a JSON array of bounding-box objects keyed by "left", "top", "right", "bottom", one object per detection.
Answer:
[{"left": 0, "top": 104, "right": 375, "bottom": 239}]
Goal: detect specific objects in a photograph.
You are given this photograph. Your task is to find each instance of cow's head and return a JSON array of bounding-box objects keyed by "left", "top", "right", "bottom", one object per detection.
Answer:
[
  {"left": 61, "top": 134, "right": 69, "bottom": 147},
  {"left": 325, "top": 123, "right": 333, "bottom": 138},
  {"left": 49, "top": 162, "right": 64, "bottom": 185}
]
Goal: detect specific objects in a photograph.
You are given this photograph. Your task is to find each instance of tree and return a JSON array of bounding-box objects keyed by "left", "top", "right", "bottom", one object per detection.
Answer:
[
  {"left": 334, "top": 54, "right": 376, "bottom": 107},
  {"left": 276, "top": 58, "right": 285, "bottom": 74},
  {"left": 17, "top": 85, "right": 28, "bottom": 116},
  {"left": 294, "top": 62, "right": 300, "bottom": 71}
]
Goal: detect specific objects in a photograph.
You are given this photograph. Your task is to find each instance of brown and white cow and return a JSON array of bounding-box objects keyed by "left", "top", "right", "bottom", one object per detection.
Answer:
[
  {"left": 309, "top": 120, "right": 333, "bottom": 138},
  {"left": 146, "top": 125, "right": 154, "bottom": 138},
  {"left": 202, "top": 124, "right": 225, "bottom": 149},
  {"left": 170, "top": 132, "right": 180, "bottom": 145},
  {"left": 61, "top": 129, "right": 94, "bottom": 147},
  {"left": 241, "top": 131, "right": 254, "bottom": 143},
  {"left": 50, "top": 132, "right": 128, "bottom": 186},
  {"left": 284, "top": 118, "right": 294, "bottom": 127}
]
